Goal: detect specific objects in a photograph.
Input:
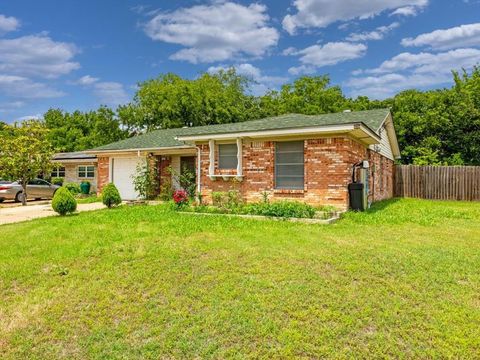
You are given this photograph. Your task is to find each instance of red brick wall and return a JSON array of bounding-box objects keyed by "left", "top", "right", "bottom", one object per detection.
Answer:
[
  {"left": 198, "top": 137, "right": 394, "bottom": 209},
  {"left": 368, "top": 150, "right": 394, "bottom": 202},
  {"left": 97, "top": 156, "right": 109, "bottom": 195}
]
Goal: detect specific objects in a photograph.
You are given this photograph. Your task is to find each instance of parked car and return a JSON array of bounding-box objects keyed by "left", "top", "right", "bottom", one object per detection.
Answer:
[{"left": 0, "top": 179, "right": 60, "bottom": 203}]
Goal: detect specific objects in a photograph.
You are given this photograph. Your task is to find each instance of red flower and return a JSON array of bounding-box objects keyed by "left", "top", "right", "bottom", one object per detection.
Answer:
[{"left": 173, "top": 189, "right": 188, "bottom": 205}]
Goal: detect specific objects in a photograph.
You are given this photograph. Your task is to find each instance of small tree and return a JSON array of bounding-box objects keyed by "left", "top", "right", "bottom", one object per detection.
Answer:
[
  {"left": 0, "top": 121, "right": 53, "bottom": 205},
  {"left": 52, "top": 187, "right": 77, "bottom": 215},
  {"left": 169, "top": 165, "right": 196, "bottom": 199},
  {"left": 102, "top": 183, "right": 122, "bottom": 208},
  {"left": 132, "top": 157, "right": 159, "bottom": 200}
]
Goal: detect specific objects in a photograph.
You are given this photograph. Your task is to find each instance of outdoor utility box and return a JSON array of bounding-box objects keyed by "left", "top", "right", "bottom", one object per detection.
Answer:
[{"left": 348, "top": 182, "right": 365, "bottom": 211}]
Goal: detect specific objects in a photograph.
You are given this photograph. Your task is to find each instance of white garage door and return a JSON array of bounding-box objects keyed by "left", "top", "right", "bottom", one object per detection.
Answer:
[{"left": 112, "top": 157, "right": 145, "bottom": 200}]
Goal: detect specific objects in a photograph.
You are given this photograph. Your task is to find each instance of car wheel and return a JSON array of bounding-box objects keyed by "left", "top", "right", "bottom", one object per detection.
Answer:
[{"left": 15, "top": 192, "right": 24, "bottom": 203}]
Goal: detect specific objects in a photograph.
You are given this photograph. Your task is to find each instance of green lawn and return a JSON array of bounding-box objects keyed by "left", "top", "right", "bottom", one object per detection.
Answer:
[{"left": 1, "top": 199, "right": 480, "bottom": 358}]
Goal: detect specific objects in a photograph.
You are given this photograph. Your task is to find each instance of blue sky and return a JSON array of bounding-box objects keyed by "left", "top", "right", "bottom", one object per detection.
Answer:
[{"left": 1, "top": 0, "right": 480, "bottom": 122}]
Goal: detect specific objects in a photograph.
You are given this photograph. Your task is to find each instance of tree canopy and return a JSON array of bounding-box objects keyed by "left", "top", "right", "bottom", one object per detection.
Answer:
[
  {"left": 0, "top": 121, "right": 54, "bottom": 205},
  {"left": 43, "top": 106, "right": 127, "bottom": 152},
  {"left": 3, "top": 66, "right": 480, "bottom": 165}
]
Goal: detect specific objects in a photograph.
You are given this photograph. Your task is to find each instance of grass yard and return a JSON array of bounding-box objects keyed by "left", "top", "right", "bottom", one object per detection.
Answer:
[{"left": 1, "top": 198, "right": 480, "bottom": 358}]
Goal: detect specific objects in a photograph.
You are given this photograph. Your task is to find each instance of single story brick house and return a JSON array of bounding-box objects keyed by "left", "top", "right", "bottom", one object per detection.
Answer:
[
  {"left": 52, "top": 152, "right": 98, "bottom": 192},
  {"left": 86, "top": 108, "right": 400, "bottom": 209}
]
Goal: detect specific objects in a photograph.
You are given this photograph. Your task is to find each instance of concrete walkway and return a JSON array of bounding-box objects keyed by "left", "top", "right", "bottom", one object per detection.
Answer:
[{"left": 0, "top": 202, "right": 106, "bottom": 225}]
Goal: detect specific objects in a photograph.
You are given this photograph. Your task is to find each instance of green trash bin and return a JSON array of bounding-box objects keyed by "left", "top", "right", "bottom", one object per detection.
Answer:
[{"left": 80, "top": 181, "right": 91, "bottom": 195}]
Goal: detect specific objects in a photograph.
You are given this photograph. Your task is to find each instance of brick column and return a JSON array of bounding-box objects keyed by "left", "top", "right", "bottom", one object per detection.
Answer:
[{"left": 97, "top": 156, "right": 110, "bottom": 195}]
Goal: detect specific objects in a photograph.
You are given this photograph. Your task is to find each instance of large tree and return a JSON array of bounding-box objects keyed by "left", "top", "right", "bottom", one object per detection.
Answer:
[
  {"left": 44, "top": 106, "right": 127, "bottom": 152},
  {"left": 119, "top": 69, "right": 261, "bottom": 133},
  {"left": 391, "top": 67, "right": 480, "bottom": 165},
  {"left": 258, "top": 75, "right": 352, "bottom": 117},
  {"left": 0, "top": 121, "right": 54, "bottom": 205}
]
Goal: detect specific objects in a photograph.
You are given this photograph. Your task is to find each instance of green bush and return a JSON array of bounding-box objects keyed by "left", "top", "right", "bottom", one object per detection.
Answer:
[
  {"left": 211, "top": 190, "right": 242, "bottom": 210},
  {"left": 64, "top": 182, "right": 81, "bottom": 195},
  {"left": 159, "top": 177, "right": 173, "bottom": 201},
  {"left": 51, "top": 177, "right": 63, "bottom": 186},
  {"left": 102, "top": 183, "right": 122, "bottom": 208},
  {"left": 132, "top": 160, "right": 159, "bottom": 200},
  {"left": 211, "top": 191, "right": 226, "bottom": 207},
  {"left": 243, "top": 201, "right": 316, "bottom": 218},
  {"left": 51, "top": 187, "right": 77, "bottom": 216}
]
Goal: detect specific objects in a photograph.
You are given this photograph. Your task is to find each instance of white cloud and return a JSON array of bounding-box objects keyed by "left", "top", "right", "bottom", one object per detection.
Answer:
[
  {"left": 143, "top": 2, "right": 279, "bottom": 63},
  {"left": 0, "top": 34, "right": 80, "bottom": 79},
  {"left": 0, "top": 74, "right": 64, "bottom": 99},
  {"left": 93, "top": 82, "right": 129, "bottom": 107},
  {"left": 287, "top": 42, "right": 367, "bottom": 75},
  {"left": 282, "top": 0, "right": 427, "bottom": 34},
  {"left": 75, "top": 75, "right": 99, "bottom": 85},
  {"left": 364, "top": 48, "right": 480, "bottom": 74},
  {"left": 0, "top": 101, "right": 25, "bottom": 113},
  {"left": 401, "top": 23, "right": 480, "bottom": 50},
  {"left": 390, "top": 6, "right": 419, "bottom": 16},
  {"left": 207, "top": 63, "right": 288, "bottom": 95},
  {"left": 347, "top": 22, "right": 399, "bottom": 42},
  {"left": 0, "top": 14, "right": 19, "bottom": 34},
  {"left": 17, "top": 114, "right": 42, "bottom": 121},
  {"left": 73, "top": 75, "right": 129, "bottom": 106},
  {"left": 347, "top": 48, "right": 480, "bottom": 98}
]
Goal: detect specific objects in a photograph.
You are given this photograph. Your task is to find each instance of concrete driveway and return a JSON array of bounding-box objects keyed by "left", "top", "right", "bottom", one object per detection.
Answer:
[{"left": 0, "top": 202, "right": 106, "bottom": 225}]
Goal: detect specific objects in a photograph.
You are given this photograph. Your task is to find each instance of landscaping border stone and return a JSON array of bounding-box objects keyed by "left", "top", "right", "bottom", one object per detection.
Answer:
[{"left": 178, "top": 211, "right": 341, "bottom": 224}]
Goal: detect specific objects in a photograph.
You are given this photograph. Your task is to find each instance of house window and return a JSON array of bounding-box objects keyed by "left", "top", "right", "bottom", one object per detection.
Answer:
[
  {"left": 275, "top": 141, "right": 304, "bottom": 190},
  {"left": 78, "top": 165, "right": 95, "bottom": 178},
  {"left": 218, "top": 143, "right": 238, "bottom": 169},
  {"left": 51, "top": 166, "right": 65, "bottom": 178}
]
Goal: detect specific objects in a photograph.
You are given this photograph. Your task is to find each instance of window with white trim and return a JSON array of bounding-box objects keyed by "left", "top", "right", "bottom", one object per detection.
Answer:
[
  {"left": 218, "top": 143, "right": 238, "bottom": 169},
  {"left": 51, "top": 166, "right": 65, "bottom": 178},
  {"left": 78, "top": 165, "right": 95, "bottom": 178},
  {"left": 275, "top": 141, "right": 304, "bottom": 190}
]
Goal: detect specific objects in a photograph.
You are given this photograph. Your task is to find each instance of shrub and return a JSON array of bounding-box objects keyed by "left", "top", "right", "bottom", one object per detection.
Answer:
[
  {"left": 51, "top": 187, "right": 77, "bottom": 216},
  {"left": 227, "top": 190, "right": 242, "bottom": 208},
  {"left": 173, "top": 189, "right": 189, "bottom": 208},
  {"left": 132, "top": 160, "right": 159, "bottom": 200},
  {"left": 64, "top": 182, "right": 81, "bottom": 195},
  {"left": 211, "top": 190, "right": 242, "bottom": 210},
  {"left": 211, "top": 191, "right": 226, "bottom": 207},
  {"left": 102, "top": 183, "right": 122, "bottom": 208},
  {"left": 168, "top": 165, "right": 197, "bottom": 199},
  {"left": 51, "top": 177, "right": 63, "bottom": 186},
  {"left": 243, "top": 201, "right": 316, "bottom": 218},
  {"left": 159, "top": 177, "right": 173, "bottom": 201}
]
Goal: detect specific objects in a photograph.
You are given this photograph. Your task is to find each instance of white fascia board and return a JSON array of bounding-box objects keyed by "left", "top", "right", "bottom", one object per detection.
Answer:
[
  {"left": 52, "top": 158, "right": 98, "bottom": 163},
  {"left": 176, "top": 123, "right": 380, "bottom": 142},
  {"left": 83, "top": 145, "right": 195, "bottom": 155}
]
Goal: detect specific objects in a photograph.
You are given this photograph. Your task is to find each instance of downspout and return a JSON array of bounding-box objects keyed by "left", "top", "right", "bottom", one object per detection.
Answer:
[{"left": 196, "top": 146, "right": 201, "bottom": 203}]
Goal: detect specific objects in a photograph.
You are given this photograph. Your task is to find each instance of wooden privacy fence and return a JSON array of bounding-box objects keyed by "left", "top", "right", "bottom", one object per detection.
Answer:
[{"left": 395, "top": 165, "right": 480, "bottom": 201}]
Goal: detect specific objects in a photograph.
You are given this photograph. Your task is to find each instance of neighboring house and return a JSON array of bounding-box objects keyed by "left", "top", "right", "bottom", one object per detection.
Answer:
[
  {"left": 85, "top": 109, "right": 400, "bottom": 209},
  {"left": 52, "top": 152, "right": 98, "bottom": 192}
]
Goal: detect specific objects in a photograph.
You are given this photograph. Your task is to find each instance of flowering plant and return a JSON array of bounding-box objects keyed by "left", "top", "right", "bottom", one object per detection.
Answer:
[{"left": 173, "top": 189, "right": 189, "bottom": 207}]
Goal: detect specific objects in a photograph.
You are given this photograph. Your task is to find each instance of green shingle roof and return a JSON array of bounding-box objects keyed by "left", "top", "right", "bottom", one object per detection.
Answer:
[
  {"left": 90, "top": 109, "right": 390, "bottom": 152},
  {"left": 178, "top": 108, "right": 390, "bottom": 138},
  {"left": 91, "top": 127, "right": 194, "bottom": 151}
]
